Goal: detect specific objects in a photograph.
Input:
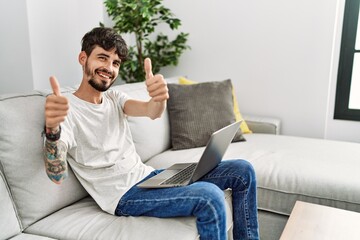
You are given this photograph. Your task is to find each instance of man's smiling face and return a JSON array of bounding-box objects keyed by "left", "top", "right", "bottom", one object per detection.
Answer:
[{"left": 84, "top": 46, "right": 121, "bottom": 92}]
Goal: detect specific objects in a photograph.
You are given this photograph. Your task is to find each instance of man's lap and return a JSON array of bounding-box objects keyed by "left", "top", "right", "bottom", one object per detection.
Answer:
[{"left": 115, "top": 159, "right": 252, "bottom": 216}]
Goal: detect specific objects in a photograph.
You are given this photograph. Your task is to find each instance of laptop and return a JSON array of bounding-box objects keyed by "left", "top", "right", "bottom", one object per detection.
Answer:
[{"left": 137, "top": 121, "right": 241, "bottom": 188}]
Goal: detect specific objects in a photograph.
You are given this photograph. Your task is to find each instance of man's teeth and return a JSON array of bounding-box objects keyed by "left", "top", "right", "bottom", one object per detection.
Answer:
[{"left": 98, "top": 73, "right": 110, "bottom": 79}]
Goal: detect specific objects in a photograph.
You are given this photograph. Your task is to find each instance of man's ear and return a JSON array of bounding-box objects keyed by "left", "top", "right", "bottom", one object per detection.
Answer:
[{"left": 78, "top": 51, "right": 87, "bottom": 65}]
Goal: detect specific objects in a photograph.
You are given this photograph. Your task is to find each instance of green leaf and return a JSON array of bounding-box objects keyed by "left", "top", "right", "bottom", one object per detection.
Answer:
[{"left": 104, "top": 0, "right": 190, "bottom": 83}]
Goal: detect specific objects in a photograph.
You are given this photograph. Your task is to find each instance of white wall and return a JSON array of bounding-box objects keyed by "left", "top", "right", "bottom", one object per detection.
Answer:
[
  {"left": 158, "top": 0, "right": 360, "bottom": 142},
  {"left": 0, "top": 1, "right": 33, "bottom": 93},
  {"left": 0, "top": 0, "right": 104, "bottom": 94},
  {"left": 27, "top": 0, "right": 104, "bottom": 90},
  {"left": 0, "top": 0, "right": 359, "bottom": 142}
]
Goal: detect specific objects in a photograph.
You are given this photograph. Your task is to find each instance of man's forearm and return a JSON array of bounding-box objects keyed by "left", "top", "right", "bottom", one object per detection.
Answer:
[
  {"left": 124, "top": 99, "right": 166, "bottom": 119},
  {"left": 43, "top": 139, "right": 68, "bottom": 184}
]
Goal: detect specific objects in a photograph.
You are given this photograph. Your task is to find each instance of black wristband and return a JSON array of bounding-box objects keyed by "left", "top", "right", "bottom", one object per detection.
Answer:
[{"left": 43, "top": 126, "right": 61, "bottom": 141}]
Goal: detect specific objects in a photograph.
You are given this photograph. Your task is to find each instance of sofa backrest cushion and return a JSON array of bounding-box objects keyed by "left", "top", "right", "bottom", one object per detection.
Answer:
[
  {"left": 113, "top": 82, "right": 171, "bottom": 162},
  {"left": 0, "top": 93, "right": 88, "bottom": 228},
  {"left": 0, "top": 169, "right": 21, "bottom": 239}
]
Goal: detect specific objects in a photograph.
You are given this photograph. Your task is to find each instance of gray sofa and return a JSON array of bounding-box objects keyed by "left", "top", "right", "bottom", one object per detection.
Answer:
[{"left": 1, "top": 77, "right": 360, "bottom": 240}]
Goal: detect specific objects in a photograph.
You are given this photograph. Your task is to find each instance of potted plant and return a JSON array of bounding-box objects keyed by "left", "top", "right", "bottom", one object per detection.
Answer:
[{"left": 103, "top": 0, "right": 190, "bottom": 83}]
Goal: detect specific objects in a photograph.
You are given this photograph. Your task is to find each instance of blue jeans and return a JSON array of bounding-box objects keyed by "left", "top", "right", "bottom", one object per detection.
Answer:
[{"left": 115, "top": 160, "right": 259, "bottom": 240}]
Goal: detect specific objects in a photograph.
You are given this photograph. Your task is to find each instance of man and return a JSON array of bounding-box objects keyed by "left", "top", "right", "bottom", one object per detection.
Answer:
[{"left": 43, "top": 27, "right": 259, "bottom": 240}]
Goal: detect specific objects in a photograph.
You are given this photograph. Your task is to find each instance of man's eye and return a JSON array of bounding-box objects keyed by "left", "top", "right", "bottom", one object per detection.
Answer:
[{"left": 114, "top": 62, "right": 120, "bottom": 67}]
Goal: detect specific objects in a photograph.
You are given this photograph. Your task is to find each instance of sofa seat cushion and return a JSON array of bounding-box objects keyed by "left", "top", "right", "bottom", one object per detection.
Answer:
[
  {"left": 10, "top": 233, "right": 56, "bottom": 240},
  {"left": 146, "top": 134, "right": 360, "bottom": 216},
  {"left": 25, "top": 195, "right": 233, "bottom": 240},
  {"left": 242, "top": 134, "right": 360, "bottom": 215},
  {"left": 0, "top": 170, "right": 21, "bottom": 240}
]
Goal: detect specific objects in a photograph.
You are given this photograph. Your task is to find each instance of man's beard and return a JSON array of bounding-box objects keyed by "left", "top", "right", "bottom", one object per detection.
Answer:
[
  {"left": 88, "top": 78, "right": 116, "bottom": 92},
  {"left": 85, "top": 62, "right": 116, "bottom": 92}
]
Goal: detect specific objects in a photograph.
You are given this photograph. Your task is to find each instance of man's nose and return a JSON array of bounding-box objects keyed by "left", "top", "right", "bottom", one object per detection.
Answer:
[{"left": 104, "top": 61, "right": 113, "bottom": 71}]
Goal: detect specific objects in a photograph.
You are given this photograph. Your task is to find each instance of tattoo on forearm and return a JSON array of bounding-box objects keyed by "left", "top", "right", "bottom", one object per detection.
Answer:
[{"left": 43, "top": 139, "right": 68, "bottom": 183}]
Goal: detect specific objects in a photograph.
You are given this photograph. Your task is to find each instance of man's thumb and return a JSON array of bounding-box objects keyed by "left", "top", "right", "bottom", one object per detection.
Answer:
[
  {"left": 49, "top": 76, "right": 61, "bottom": 96},
  {"left": 144, "top": 58, "right": 154, "bottom": 80}
]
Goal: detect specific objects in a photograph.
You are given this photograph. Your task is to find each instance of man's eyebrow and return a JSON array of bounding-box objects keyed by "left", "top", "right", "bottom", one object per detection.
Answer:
[
  {"left": 97, "top": 53, "right": 110, "bottom": 58},
  {"left": 97, "top": 53, "right": 121, "bottom": 63}
]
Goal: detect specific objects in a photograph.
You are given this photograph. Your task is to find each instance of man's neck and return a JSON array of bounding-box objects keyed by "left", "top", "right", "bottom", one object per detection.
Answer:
[{"left": 74, "top": 82, "right": 103, "bottom": 104}]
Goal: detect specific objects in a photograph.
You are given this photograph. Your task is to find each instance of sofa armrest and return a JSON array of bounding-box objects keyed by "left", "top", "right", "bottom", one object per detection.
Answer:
[{"left": 243, "top": 114, "right": 281, "bottom": 135}]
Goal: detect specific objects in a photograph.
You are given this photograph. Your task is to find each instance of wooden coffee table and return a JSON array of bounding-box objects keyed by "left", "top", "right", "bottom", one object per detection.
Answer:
[{"left": 280, "top": 201, "right": 360, "bottom": 240}]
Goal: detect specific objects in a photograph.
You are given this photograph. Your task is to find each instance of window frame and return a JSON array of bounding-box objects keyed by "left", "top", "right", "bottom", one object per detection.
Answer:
[{"left": 334, "top": 0, "right": 360, "bottom": 121}]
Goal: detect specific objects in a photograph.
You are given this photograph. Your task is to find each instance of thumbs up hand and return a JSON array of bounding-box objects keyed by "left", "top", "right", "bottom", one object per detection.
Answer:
[
  {"left": 144, "top": 58, "right": 169, "bottom": 102},
  {"left": 45, "top": 76, "right": 69, "bottom": 130}
]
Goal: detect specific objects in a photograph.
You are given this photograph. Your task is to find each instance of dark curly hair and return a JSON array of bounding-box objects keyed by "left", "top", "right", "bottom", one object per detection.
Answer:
[{"left": 81, "top": 27, "right": 128, "bottom": 62}]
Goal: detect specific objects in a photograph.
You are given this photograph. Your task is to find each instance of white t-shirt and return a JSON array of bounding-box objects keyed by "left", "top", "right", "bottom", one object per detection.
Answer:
[{"left": 60, "top": 90, "right": 154, "bottom": 214}]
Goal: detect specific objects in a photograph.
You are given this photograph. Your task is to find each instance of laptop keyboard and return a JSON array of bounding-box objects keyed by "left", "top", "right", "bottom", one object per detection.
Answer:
[{"left": 160, "top": 163, "right": 197, "bottom": 185}]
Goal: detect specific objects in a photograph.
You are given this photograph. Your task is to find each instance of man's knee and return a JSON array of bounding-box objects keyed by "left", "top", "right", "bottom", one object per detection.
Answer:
[
  {"left": 193, "top": 182, "right": 226, "bottom": 210},
  {"left": 241, "top": 160, "right": 256, "bottom": 181},
  {"left": 223, "top": 159, "right": 257, "bottom": 191}
]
